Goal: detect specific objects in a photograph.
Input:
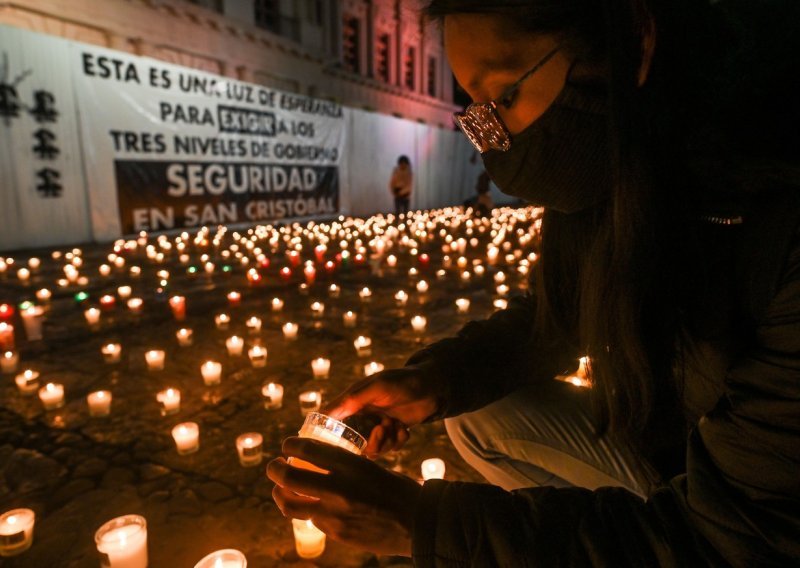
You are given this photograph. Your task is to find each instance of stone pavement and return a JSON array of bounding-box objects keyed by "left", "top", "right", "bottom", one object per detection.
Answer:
[{"left": 0, "top": 208, "right": 538, "bottom": 567}]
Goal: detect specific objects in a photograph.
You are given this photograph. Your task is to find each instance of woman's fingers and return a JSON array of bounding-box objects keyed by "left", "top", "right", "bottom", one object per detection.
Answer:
[
  {"left": 267, "top": 457, "right": 331, "bottom": 498},
  {"left": 272, "top": 485, "right": 319, "bottom": 519},
  {"left": 281, "top": 437, "right": 364, "bottom": 475}
]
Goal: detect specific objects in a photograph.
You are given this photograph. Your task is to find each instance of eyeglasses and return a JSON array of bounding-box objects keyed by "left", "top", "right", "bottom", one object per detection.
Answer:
[{"left": 453, "top": 45, "right": 561, "bottom": 153}]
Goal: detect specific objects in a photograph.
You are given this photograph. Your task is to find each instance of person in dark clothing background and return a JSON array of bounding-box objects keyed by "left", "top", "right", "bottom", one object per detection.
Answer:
[
  {"left": 464, "top": 170, "right": 494, "bottom": 216},
  {"left": 269, "top": 0, "right": 800, "bottom": 565},
  {"left": 390, "top": 155, "right": 413, "bottom": 215}
]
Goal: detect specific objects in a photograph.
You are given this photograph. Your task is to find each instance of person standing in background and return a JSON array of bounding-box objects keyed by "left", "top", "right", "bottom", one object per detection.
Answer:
[{"left": 389, "top": 155, "right": 413, "bottom": 215}]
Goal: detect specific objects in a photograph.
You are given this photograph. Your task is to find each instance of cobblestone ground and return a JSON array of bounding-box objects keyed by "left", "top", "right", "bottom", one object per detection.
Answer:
[{"left": 0, "top": 209, "right": 536, "bottom": 567}]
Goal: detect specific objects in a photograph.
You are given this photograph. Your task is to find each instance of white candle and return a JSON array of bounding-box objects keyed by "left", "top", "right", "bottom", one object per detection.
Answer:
[
  {"left": 235, "top": 433, "right": 264, "bottom": 467},
  {"left": 87, "top": 390, "right": 112, "bottom": 417},
  {"left": 176, "top": 328, "right": 193, "bottom": 347},
  {"left": 172, "top": 422, "right": 200, "bottom": 455},
  {"left": 145, "top": 350, "right": 165, "bottom": 371},
  {"left": 226, "top": 336, "right": 244, "bottom": 357},
  {"left": 386, "top": 254, "right": 398, "bottom": 268},
  {"left": 310, "top": 301, "right": 325, "bottom": 318},
  {"left": 416, "top": 280, "right": 429, "bottom": 294},
  {"left": 292, "top": 519, "right": 325, "bottom": 559},
  {"left": 493, "top": 298, "right": 508, "bottom": 310},
  {"left": 1, "top": 351, "right": 19, "bottom": 374},
  {"left": 411, "top": 315, "right": 427, "bottom": 333},
  {"left": 421, "top": 458, "right": 446, "bottom": 480},
  {"left": 353, "top": 336, "right": 372, "bottom": 357},
  {"left": 214, "top": 313, "right": 230, "bottom": 330},
  {"left": 261, "top": 382, "right": 284, "bottom": 409},
  {"left": 38, "top": 382, "right": 64, "bottom": 410},
  {"left": 16, "top": 268, "right": 30, "bottom": 282},
  {"left": 358, "top": 287, "right": 372, "bottom": 302},
  {"left": 117, "top": 285, "right": 132, "bottom": 300},
  {"left": 342, "top": 311, "right": 357, "bottom": 328},
  {"left": 455, "top": 298, "right": 471, "bottom": 314},
  {"left": 156, "top": 388, "right": 180, "bottom": 415},
  {"left": 0, "top": 508, "right": 35, "bottom": 557},
  {"left": 310, "top": 357, "right": 330, "bottom": 379},
  {"left": 364, "top": 361, "right": 384, "bottom": 376},
  {"left": 14, "top": 370, "right": 39, "bottom": 395},
  {"left": 94, "top": 515, "right": 148, "bottom": 568},
  {"left": 496, "top": 284, "right": 510, "bottom": 297},
  {"left": 248, "top": 345, "right": 267, "bottom": 368},
  {"left": 271, "top": 297, "right": 284, "bottom": 312},
  {"left": 99, "top": 264, "right": 111, "bottom": 277},
  {"left": 193, "top": 548, "right": 247, "bottom": 568},
  {"left": 245, "top": 316, "right": 262, "bottom": 335},
  {"left": 28, "top": 257, "right": 40, "bottom": 270},
  {"left": 327, "top": 284, "right": 340, "bottom": 298},
  {"left": 36, "top": 288, "right": 51, "bottom": 303},
  {"left": 394, "top": 290, "right": 408, "bottom": 307},
  {"left": 200, "top": 361, "right": 222, "bottom": 386},
  {"left": 20, "top": 306, "right": 43, "bottom": 341},
  {"left": 127, "top": 298, "right": 143, "bottom": 314},
  {"left": 298, "top": 391, "right": 321, "bottom": 416},
  {"left": 282, "top": 322, "right": 298, "bottom": 340},
  {"left": 101, "top": 343, "right": 122, "bottom": 364},
  {"left": 494, "top": 271, "right": 506, "bottom": 284},
  {"left": 84, "top": 308, "right": 101, "bottom": 327}
]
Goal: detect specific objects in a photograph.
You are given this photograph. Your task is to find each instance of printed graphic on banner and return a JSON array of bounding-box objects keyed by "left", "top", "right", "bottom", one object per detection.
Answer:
[{"left": 116, "top": 160, "right": 339, "bottom": 233}]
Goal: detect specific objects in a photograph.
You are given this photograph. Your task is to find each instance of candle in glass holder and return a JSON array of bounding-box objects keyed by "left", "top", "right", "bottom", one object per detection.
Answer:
[
  {"left": 303, "top": 264, "right": 316, "bottom": 286},
  {"left": 342, "top": 311, "right": 357, "bottom": 328},
  {"left": 0, "top": 508, "right": 36, "bottom": 557},
  {"left": 117, "top": 285, "right": 132, "bottom": 300},
  {"left": 176, "top": 328, "right": 193, "bottom": 347},
  {"left": 99, "top": 264, "right": 111, "bottom": 277},
  {"left": 494, "top": 271, "right": 506, "bottom": 284},
  {"left": 0, "top": 323, "right": 13, "bottom": 351},
  {"left": 394, "top": 290, "right": 408, "bottom": 307},
  {"left": 353, "top": 336, "right": 372, "bottom": 357},
  {"left": 145, "top": 350, "right": 165, "bottom": 371},
  {"left": 261, "top": 382, "right": 284, "bottom": 409},
  {"left": 127, "top": 298, "right": 144, "bottom": 314},
  {"left": 493, "top": 298, "right": 508, "bottom": 310},
  {"left": 235, "top": 433, "right": 264, "bottom": 467},
  {"left": 87, "top": 390, "right": 112, "bottom": 417},
  {"left": 245, "top": 316, "right": 262, "bottom": 335},
  {"left": 169, "top": 296, "right": 186, "bottom": 321},
  {"left": 1, "top": 351, "right": 19, "bottom": 374},
  {"left": 358, "top": 287, "right": 372, "bottom": 302},
  {"left": 455, "top": 298, "right": 471, "bottom": 314},
  {"left": 172, "top": 422, "right": 200, "bottom": 455},
  {"left": 421, "top": 458, "right": 446, "bottom": 480},
  {"left": 271, "top": 297, "right": 284, "bottom": 312},
  {"left": 386, "top": 254, "right": 398, "bottom": 268},
  {"left": 411, "top": 315, "right": 427, "bottom": 333},
  {"left": 94, "top": 514, "right": 147, "bottom": 568},
  {"left": 99, "top": 295, "right": 116, "bottom": 311},
  {"left": 496, "top": 284, "right": 510, "bottom": 297},
  {"left": 200, "top": 361, "right": 222, "bottom": 386},
  {"left": 193, "top": 548, "right": 247, "bottom": 568},
  {"left": 328, "top": 284, "right": 340, "bottom": 298},
  {"left": 84, "top": 308, "right": 100, "bottom": 328},
  {"left": 310, "top": 301, "right": 325, "bottom": 318},
  {"left": 298, "top": 391, "right": 321, "bottom": 416},
  {"left": 38, "top": 382, "right": 64, "bottom": 410},
  {"left": 282, "top": 322, "right": 298, "bottom": 341},
  {"left": 292, "top": 519, "right": 325, "bottom": 560},
  {"left": 226, "top": 336, "right": 244, "bottom": 356},
  {"left": 28, "top": 257, "right": 40, "bottom": 270},
  {"left": 36, "top": 288, "right": 51, "bottom": 303},
  {"left": 16, "top": 268, "right": 30, "bottom": 282},
  {"left": 311, "top": 357, "right": 330, "bottom": 379},
  {"left": 416, "top": 280, "right": 429, "bottom": 294},
  {"left": 227, "top": 291, "right": 241, "bottom": 307},
  {"left": 248, "top": 345, "right": 267, "bottom": 368},
  {"left": 15, "top": 370, "right": 39, "bottom": 395},
  {"left": 364, "top": 361, "right": 384, "bottom": 377},
  {"left": 214, "top": 313, "right": 230, "bottom": 330},
  {"left": 101, "top": 343, "right": 122, "bottom": 364},
  {"left": 156, "top": 388, "right": 180, "bottom": 415},
  {"left": 0, "top": 304, "right": 13, "bottom": 321}
]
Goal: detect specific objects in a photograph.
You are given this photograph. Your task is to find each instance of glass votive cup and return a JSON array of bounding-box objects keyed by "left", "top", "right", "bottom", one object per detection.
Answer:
[
  {"left": 156, "top": 388, "right": 181, "bottom": 416},
  {"left": 87, "top": 390, "right": 112, "bottom": 417},
  {"left": 0, "top": 508, "right": 35, "bottom": 557},
  {"left": 193, "top": 548, "right": 247, "bottom": 568},
  {"left": 235, "top": 433, "right": 264, "bottom": 467},
  {"left": 298, "top": 391, "right": 321, "bottom": 417},
  {"left": 94, "top": 514, "right": 147, "bottom": 568},
  {"left": 261, "top": 382, "right": 284, "bottom": 410},
  {"left": 171, "top": 422, "right": 200, "bottom": 455},
  {"left": 292, "top": 519, "right": 325, "bottom": 560}
]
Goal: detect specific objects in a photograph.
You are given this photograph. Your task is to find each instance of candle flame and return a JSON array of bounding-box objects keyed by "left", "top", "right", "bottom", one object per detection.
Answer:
[{"left": 7, "top": 515, "right": 16, "bottom": 525}]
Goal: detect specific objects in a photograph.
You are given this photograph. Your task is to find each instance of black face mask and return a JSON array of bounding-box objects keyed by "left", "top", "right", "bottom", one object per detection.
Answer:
[{"left": 481, "top": 81, "right": 611, "bottom": 214}]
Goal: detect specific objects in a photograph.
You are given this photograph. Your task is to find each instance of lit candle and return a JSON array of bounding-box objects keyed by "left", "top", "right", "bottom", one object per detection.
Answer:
[
  {"left": 169, "top": 296, "right": 186, "bottom": 321},
  {"left": 292, "top": 519, "right": 325, "bottom": 559},
  {"left": 142, "top": 348, "right": 165, "bottom": 371},
  {"left": 99, "top": 295, "right": 116, "bottom": 311},
  {"left": 248, "top": 345, "right": 267, "bottom": 368},
  {"left": 200, "top": 361, "right": 222, "bottom": 386},
  {"left": 0, "top": 508, "right": 36, "bottom": 557},
  {"left": 193, "top": 548, "right": 247, "bottom": 568},
  {"left": 84, "top": 308, "right": 101, "bottom": 328},
  {"left": 411, "top": 315, "right": 427, "bottom": 333},
  {"left": 214, "top": 313, "right": 230, "bottom": 330},
  {"left": 101, "top": 343, "right": 122, "bottom": 364},
  {"left": 310, "top": 357, "right": 330, "bottom": 379},
  {"left": 487, "top": 246, "right": 500, "bottom": 265},
  {"left": 342, "top": 311, "right": 357, "bottom": 328},
  {"left": 1, "top": 351, "right": 19, "bottom": 374},
  {"left": 416, "top": 280, "right": 429, "bottom": 294},
  {"left": 496, "top": 284, "right": 509, "bottom": 297},
  {"left": 0, "top": 304, "right": 14, "bottom": 321},
  {"left": 314, "top": 244, "right": 327, "bottom": 263},
  {"left": 460, "top": 270, "right": 471, "bottom": 282},
  {"left": 298, "top": 391, "right": 321, "bottom": 416},
  {"left": 271, "top": 297, "right": 284, "bottom": 312},
  {"left": 303, "top": 264, "right": 316, "bottom": 285},
  {"left": 245, "top": 316, "right": 262, "bottom": 335},
  {"left": 494, "top": 271, "right": 506, "bottom": 284},
  {"left": 38, "top": 382, "right": 64, "bottom": 410},
  {"left": 227, "top": 291, "right": 241, "bottom": 307},
  {"left": 156, "top": 388, "right": 180, "bottom": 415},
  {"left": 310, "top": 301, "right": 325, "bottom": 318},
  {"left": 172, "top": 422, "right": 200, "bottom": 455},
  {"left": 353, "top": 336, "right": 372, "bottom": 357},
  {"left": 117, "top": 285, "right": 132, "bottom": 299},
  {"left": 87, "top": 390, "right": 112, "bottom": 417},
  {"left": 127, "top": 298, "right": 143, "bottom": 314},
  {"left": 0, "top": 323, "right": 14, "bottom": 351},
  {"left": 99, "top": 264, "right": 111, "bottom": 277},
  {"left": 94, "top": 515, "right": 148, "bottom": 568},
  {"left": 225, "top": 336, "right": 244, "bottom": 357},
  {"left": 455, "top": 298, "right": 471, "bottom": 314},
  {"left": 16, "top": 268, "right": 30, "bottom": 282},
  {"left": 14, "top": 370, "right": 39, "bottom": 395},
  {"left": 27, "top": 257, "right": 40, "bottom": 270},
  {"left": 20, "top": 306, "right": 44, "bottom": 341},
  {"left": 235, "top": 433, "right": 264, "bottom": 467},
  {"left": 328, "top": 284, "right": 340, "bottom": 298},
  {"left": 493, "top": 298, "right": 508, "bottom": 310},
  {"left": 279, "top": 266, "right": 292, "bottom": 283},
  {"left": 176, "top": 328, "right": 193, "bottom": 347},
  {"left": 364, "top": 361, "right": 384, "bottom": 376},
  {"left": 386, "top": 254, "right": 398, "bottom": 268},
  {"left": 394, "top": 290, "right": 408, "bottom": 307},
  {"left": 282, "top": 322, "right": 298, "bottom": 340},
  {"left": 261, "top": 382, "right": 284, "bottom": 409},
  {"left": 36, "top": 288, "right": 51, "bottom": 303},
  {"left": 358, "top": 287, "right": 372, "bottom": 302},
  {"left": 421, "top": 458, "right": 446, "bottom": 480}
]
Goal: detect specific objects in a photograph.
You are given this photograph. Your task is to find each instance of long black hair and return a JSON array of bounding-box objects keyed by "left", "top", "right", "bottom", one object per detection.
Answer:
[{"left": 426, "top": 0, "right": 800, "bottom": 461}]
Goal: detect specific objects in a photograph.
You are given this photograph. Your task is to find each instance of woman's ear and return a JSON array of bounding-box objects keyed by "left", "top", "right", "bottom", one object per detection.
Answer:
[{"left": 638, "top": 6, "right": 657, "bottom": 87}]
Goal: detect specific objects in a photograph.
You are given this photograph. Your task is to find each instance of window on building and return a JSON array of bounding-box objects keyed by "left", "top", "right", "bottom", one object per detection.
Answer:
[
  {"left": 376, "top": 34, "right": 391, "bottom": 82},
  {"left": 404, "top": 46, "right": 417, "bottom": 91},
  {"left": 343, "top": 16, "right": 361, "bottom": 74},
  {"left": 427, "top": 56, "right": 438, "bottom": 97},
  {"left": 254, "top": 0, "right": 280, "bottom": 33},
  {"left": 307, "top": 0, "right": 324, "bottom": 26}
]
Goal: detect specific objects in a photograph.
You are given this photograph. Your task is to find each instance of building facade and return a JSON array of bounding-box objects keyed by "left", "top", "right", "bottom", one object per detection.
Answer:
[{"left": 0, "top": 0, "right": 458, "bottom": 127}]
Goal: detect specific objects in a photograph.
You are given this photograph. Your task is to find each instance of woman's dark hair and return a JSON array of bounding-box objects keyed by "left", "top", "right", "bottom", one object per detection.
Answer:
[
  {"left": 426, "top": 0, "right": 800, "bottom": 466},
  {"left": 397, "top": 155, "right": 411, "bottom": 166}
]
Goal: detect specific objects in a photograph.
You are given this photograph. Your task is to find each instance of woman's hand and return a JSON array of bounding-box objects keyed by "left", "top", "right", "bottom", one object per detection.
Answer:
[
  {"left": 267, "top": 436, "right": 422, "bottom": 557},
  {"left": 324, "top": 364, "right": 443, "bottom": 457}
]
